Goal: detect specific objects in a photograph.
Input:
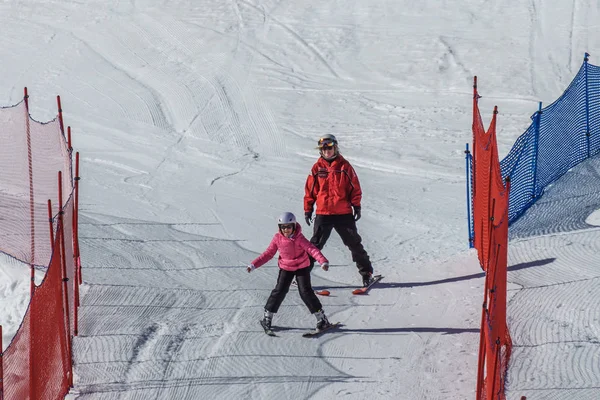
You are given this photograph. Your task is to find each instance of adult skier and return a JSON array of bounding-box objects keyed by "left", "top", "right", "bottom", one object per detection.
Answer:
[{"left": 304, "top": 134, "right": 375, "bottom": 287}]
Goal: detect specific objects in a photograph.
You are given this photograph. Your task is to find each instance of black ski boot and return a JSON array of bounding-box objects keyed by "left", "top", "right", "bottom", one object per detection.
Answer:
[
  {"left": 314, "top": 309, "right": 331, "bottom": 331},
  {"left": 262, "top": 310, "right": 273, "bottom": 330},
  {"left": 362, "top": 273, "right": 375, "bottom": 288}
]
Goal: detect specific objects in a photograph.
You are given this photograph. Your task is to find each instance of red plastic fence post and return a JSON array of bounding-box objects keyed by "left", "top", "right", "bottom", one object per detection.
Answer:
[
  {"left": 476, "top": 299, "right": 486, "bottom": 400},
  {"left": 75, "top": 152, "right": 82, "bottom": 285},
  {"left": 472, "top": 76, "right": 479, "bottom": 200},
  {"left": 54, "top": 220, "right": 71, "bottom": 395},
  {"left": 67, "top": 126, "right": 72, "bottom": 151},
  {"left": 58, "top": 171, "right": 74, "bottom": 387},
  {"left": 490, "top": 338, "right": 501, "bottom": 400},
  {"left": 24, "top": 87, "right": 36, "bottom": 400},
  {"left": 70, "top": 139, "right": 80, "bottom": 331},
  {"left": 74, "top": 280, "right": 79, "bottom": 337},
  {"left": 30, "top": 276, "right": 34, "bottom": 400},
  {"left": 1, "top": 324, "right": 3, "bottom": 399},
  {"left": 57, "top": 96, "right": 65, "bottom": 135},
  {"left": 485, "top": 198, "right": 496, "bottom": 273},
  {"left": 48, "top": 200, "right": 54, "bottom": 247},
  {"left": 24, "top": 88, "right": 36, "bottom": 295},
  {"left": 477, "top": 251, "right": 493, "bottom": 400},
  {"left": 73, "top": 178, "right": 79, "bottom": 334}
]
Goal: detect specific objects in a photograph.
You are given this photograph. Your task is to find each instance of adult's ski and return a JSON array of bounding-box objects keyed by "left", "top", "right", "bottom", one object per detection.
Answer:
[
  {"left": 259, "top": 319, "right": 277, "bottom": 337},
  {"left": 302, "top": 322, "right": 341, "bottom": 338},
  {"left": 352, "top": 275, "right": 383, "bottom": 295}
]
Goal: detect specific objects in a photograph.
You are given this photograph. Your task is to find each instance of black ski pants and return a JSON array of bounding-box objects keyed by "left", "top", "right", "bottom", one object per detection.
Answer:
[
  {"left": 265, "top": 266, "right": 322, "bottom": 314},
  {"left": 309, "top": 213, "right": 373, "bottom": 278}
]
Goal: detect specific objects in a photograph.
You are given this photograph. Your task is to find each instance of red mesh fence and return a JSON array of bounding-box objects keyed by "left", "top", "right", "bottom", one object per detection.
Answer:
[
  {"left": 472, "top": 78, "right": 513, "bottom": 400},
  {"left": 0, "top": 100, "right": 71, "bottom": 267},
  {"left": 0, "top": 90, "right": 80, "bottom": 400},
  {"left": 2, "top": 227, "right": 70, "bottom": 399}
]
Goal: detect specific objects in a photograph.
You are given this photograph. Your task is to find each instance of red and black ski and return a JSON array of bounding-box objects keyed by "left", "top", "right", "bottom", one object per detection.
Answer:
[{"left": 352, "top": 275, "right": 383, "bottom": 295}]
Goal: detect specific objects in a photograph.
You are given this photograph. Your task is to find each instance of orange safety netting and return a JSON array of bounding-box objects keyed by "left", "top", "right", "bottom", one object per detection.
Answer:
[
  {"left": 472, "top": 78, "right": 513, "bottom": 400},
  {"left": 0, "top": 90, "right": 80, "bottom": 400},
  {"left": 2, "top": 221, "right": 71, "bottom": 399},
  {"left": 0, "top": 100, "right": 72, "bottom": 267}
]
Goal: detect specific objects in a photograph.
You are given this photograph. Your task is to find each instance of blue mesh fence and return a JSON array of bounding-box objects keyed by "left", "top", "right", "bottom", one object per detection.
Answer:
[{"left": 497, "top": 54, "right": 600, "bottom": 225}]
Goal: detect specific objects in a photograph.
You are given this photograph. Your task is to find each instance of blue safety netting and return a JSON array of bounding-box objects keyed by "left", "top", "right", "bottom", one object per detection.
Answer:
[{"left": 499, "top": 55, "right": 600, "bottom": 225}]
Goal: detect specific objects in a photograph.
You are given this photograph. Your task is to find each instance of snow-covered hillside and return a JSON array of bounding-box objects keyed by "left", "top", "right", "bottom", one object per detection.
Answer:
[{"left": 2, "top": 1, "right": 600, "bottom": 399}]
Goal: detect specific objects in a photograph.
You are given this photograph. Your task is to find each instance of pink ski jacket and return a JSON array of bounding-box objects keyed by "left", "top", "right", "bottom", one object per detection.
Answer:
[{"left": 251, "top": 223, "right": 328, "bottom": 271}]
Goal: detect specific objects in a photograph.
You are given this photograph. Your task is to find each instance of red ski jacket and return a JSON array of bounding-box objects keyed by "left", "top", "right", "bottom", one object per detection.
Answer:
[{"left": 304, "top": 154, "right": 362, "bottom": 215}]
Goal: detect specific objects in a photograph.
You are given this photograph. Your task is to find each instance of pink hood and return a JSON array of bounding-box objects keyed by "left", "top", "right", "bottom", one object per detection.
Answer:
[{"left": 251, "top": 223, "right": 328, "bottom": 271}]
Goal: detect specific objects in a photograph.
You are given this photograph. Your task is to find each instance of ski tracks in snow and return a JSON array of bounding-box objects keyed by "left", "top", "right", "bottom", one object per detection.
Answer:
[
  {"left": 237, "top": 0, "right": 341, "bottom": 79},
  {"left": 506, "top": 230, "right": 600, "bottom": 398},
  {"left": 526, "top": 0, "right": 600, "bottom": 96},
  {"left": 32, "top": 2, "right": 286, "bottom": 187}
]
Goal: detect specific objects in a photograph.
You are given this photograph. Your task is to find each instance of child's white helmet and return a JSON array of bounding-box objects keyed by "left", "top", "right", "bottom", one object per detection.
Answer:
[{"left": 277, "top": 212, "right": 296, "bottom": 225}]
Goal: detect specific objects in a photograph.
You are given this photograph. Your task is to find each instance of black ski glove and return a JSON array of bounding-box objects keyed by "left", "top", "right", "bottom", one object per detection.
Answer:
[
  {"left": 305, "top": 211, "right": 313, "bottom": 226},
  {"left": 353, "top": 206, "right": 361, "bottom": 221}
]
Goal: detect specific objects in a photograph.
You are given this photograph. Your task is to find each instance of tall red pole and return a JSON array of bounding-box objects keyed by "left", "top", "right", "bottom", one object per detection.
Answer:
[
  {"left": 70, "top": 131, "right": 80, "bottom": 333},
  {"left": 24, "top": 87, "right": 35, "bottom": 295},
  {"left": 75, "top": 152, "right": 81, "bottom": 285},
  {"left": 58, "top": 171, "right": 73, "bottom": 387},
  {"left": 472, "top": 77, "right": 478, "bottom": 200},
  {"left": 73, "top": 159, "right": 80, "bottom": 334},
  {"left": 48, "top": 200, "right": 54, "bottom": 246},
  {"left": 57, "top": 96, "right": 65, "bottom": 135},
  {"left": 67, "top": 126, "right": 72, "bottom": 151},
  {"left": 1, "top": 324, "right": 4, "bottom": 399},
  {"left": 24, "top": 87, "right": 36, "bottom": 400},
  {"left": 476, "top": 275, "right": 489, "bottom": 400},
  {"left": 490, "top": 339, "right": 501, "bottom": 399}
]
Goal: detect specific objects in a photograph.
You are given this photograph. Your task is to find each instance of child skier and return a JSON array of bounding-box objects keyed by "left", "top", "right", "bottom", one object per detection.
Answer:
[{"left": 247, "top": 212, "right": 332, "bottom": 332}]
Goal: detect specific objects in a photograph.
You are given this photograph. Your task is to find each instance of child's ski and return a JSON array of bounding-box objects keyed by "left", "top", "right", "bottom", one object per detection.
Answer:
[
  {"left": 259, "top": 319, "right": 276, "bottom": 337},
  {"left": 302, "top": 322, "right": 341, "bottom": 338},
  {"left": 352, "top": 275, "right": 383, "bottom": 295}
]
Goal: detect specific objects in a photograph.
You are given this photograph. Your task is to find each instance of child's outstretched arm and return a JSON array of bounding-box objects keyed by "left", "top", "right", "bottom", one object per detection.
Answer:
[{"left": 248, "top": 235, "right": 278, "bottom": 271}]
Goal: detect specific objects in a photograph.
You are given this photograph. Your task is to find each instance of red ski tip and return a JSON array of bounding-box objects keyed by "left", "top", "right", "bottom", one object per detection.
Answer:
[{"left": 316, "top": 289, "right": 330, "bottom": 296}]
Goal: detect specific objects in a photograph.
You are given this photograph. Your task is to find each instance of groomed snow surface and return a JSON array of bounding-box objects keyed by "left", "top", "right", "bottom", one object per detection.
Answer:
[{"left": 1, "top": 1, "right": 600, "bottom": 399}]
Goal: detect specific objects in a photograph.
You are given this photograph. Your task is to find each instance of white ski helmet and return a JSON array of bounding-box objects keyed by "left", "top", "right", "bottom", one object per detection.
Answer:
[{"left": 277, "top": 212, "right": 297, "bottom": 225}]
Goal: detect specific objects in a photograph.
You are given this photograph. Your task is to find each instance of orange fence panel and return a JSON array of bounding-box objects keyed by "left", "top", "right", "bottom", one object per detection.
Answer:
[
  {"left": 472, "top": 78, "right": 513, "bottom": 400},
  {"left": 0, "top": 89, "right": 80, "bottom": 400}
]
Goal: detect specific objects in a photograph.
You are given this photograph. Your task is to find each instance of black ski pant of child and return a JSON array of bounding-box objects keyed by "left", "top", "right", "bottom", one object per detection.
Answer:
[
  {"left": 265, "top": 266, "right": 322, "bottom": 314},
  {"left": 309, "top": 213, "right": 373, "bottom": 278}
]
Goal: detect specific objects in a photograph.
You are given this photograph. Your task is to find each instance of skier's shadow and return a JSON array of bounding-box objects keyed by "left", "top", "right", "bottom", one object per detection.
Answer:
[
  {"left": 313, "top": 258, "right": 554, "bottom": 291},
  {"left": 336, "top": 326, "right": 479, "bottom": 334},
  {"left": 273, "top": 325, "right": 478, "bottom": 335},
  {"left": 273, "top": 324, "right": 346, "bottom": 332}
]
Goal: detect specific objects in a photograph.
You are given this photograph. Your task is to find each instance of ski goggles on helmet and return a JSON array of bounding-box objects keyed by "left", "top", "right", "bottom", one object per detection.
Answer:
[{"left": 317, "top": 139, "right": 336, "bottom": 149}]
